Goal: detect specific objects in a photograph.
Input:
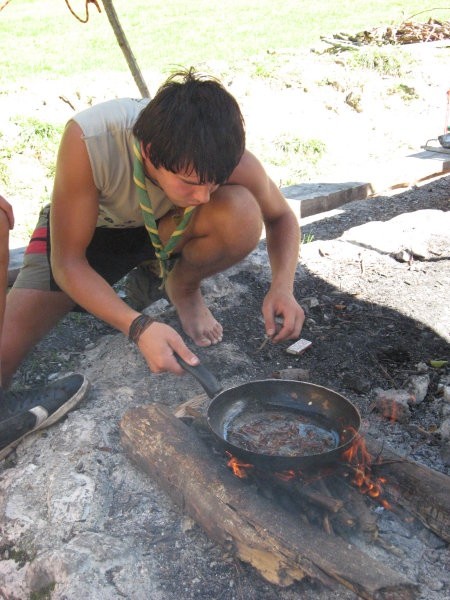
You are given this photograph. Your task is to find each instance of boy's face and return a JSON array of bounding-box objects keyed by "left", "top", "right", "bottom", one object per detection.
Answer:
[
  {"left": 142, "top": 145, "right": 219, "bottom": 207},
  {"left": 152, "top": 166, "right": 220, "bottom": 208}
]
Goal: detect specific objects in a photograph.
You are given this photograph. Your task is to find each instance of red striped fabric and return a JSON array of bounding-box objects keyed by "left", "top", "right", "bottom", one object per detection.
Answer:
[{"left": 24, "top": 227, "right": 48, "bottom": 255}]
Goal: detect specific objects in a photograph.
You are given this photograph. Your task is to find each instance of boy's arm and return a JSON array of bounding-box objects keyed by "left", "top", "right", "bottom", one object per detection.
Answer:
[
  {"left": 50, "top": 121, "right": 198, "bottom": 374},
  {"left": 228, "top": 151, "right": 304, "bottom": 342}
]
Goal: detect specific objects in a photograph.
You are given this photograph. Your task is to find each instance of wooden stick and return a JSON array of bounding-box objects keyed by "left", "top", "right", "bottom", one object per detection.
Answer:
[{"left": 293, "top": 481, "right": 344, "bottom": 514}]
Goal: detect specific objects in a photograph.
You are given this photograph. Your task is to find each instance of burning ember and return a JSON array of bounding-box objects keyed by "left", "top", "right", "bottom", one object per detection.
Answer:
[{"left": 226, "top": 452, "right": 254, "bottom": 478}]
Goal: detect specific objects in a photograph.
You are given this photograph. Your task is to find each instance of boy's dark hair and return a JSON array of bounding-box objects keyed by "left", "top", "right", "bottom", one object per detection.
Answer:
[{"left": 133, "top": 68, "right": 245, "bottom": 184}]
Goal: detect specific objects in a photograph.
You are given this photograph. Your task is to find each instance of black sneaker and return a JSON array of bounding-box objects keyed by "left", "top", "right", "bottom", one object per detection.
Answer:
[{"left": 0, "top": 373, "right": 90, "bottom": 460}]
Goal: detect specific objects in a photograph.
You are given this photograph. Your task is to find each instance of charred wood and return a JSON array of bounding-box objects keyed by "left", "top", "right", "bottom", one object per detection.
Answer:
[
  {"left": 365, "top": 435, "right": 450, "bottom": 542},
  {"left": 173, "top": 393, "right": 450, "bottom": 542},
  {"left": 293, "top": 480, "right": 344, "bottom": 514},
  {"left": 330, "top": 475, "right": 378, "bottom": 536}
]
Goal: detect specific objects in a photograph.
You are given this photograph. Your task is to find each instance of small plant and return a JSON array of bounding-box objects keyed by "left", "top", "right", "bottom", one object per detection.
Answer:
[
  {"left": 30, "top": 582, "right": 56, "bottom": 600},
  {"left": 0, "top": 131, "right": 11, "bottom": 187},
  {"left": 0, "top": 162, "right": 9, "bottom": 188},
  {"left": 346, "top": 47, "right": 414, "bottom": 78},
  {"left": 253, "top": 62, "right": 273, "bottom": 79},
  {"left": 260, "top": 134, "right": 327, "bottom": 185},
  {"left": 251, "top": 54, "right": 279, "bottom": 80},
  {"left": 0, "top": 542, "right": 37, "bottom": 573},
  {"left": 12, "top": 116, "right": 62, "bottom": 157},
  {"left": 302, "top": 232, "right": 315, "bottom": 244},
  {"left": 317, "top": 78, "right": 345, "bottom": 92},
  {"left": 387, "top": 83, "right": 419, "bottom": 101},
  {"left": 275, "top": 136, "right": 325, "bottom": 164},
  {"left": 274, "top": 135, "right": 326, "bottom": 166},
  {"left": 7, "top": 116, "right": 63, "bottom": 186}
]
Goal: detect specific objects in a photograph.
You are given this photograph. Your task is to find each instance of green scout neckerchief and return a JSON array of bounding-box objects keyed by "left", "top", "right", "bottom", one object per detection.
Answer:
[{"left": 133, "top": 138, "right": 196, "bottom": 286}]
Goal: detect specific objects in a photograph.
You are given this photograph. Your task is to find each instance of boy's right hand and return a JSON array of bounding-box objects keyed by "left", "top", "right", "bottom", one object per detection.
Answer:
[{"left": 137, "top": 321, "right": 200, "bottom": 375}]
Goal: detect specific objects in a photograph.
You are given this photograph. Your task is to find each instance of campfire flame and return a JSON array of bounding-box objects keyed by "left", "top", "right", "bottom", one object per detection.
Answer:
[
  {"left": 226, "top": 452, "right": 254, "bottom": 478},
  {"left": 341, "top": 429, "right": 392, "bottom": 509},
  {"left": 226, "top": 431, "right": 391, "bottom": 509}
]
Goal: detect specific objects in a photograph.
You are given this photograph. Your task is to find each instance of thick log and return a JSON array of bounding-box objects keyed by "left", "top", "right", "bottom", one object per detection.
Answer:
[
  {"left": 120, "top": 405, "right": 417, "bottom": 600},
  {"left": 365, "top": 434, "right": 450, "bottom": 542}
]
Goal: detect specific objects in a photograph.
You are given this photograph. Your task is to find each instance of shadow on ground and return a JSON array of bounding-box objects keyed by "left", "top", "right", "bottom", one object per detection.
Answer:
[{"left": 300, "top": 174, "right": 449, "bottom": 242}]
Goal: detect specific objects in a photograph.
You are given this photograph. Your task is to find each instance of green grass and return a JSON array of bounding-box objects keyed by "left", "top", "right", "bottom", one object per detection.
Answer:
[
  {"left": 1, "top": 0, "right": 449, "bottom": 86},
  {"left": 387, "top": 83, "right": 420, "bottom": 101},
  {"left": 0, "top": 116, "right": 62, "bottom": 186},
  {"left": 9, "top": 116, "right": 62, "bottom": 154}
]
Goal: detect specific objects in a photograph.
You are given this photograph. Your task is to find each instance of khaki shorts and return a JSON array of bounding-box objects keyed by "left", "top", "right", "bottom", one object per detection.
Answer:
[{"left": 13, "top": 204, "right": 157, "bottom": 292}]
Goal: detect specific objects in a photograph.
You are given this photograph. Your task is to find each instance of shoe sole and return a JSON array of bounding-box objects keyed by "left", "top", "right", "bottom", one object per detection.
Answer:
[{"left": 0, "top": 375, "right": 90, "bottom": 461}]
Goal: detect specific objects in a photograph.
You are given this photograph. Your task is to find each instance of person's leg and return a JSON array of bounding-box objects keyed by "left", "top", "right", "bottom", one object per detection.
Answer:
[
  {"left": 0, "top": 209, "right": 88, "bottom": 460},
  {"left": 1, "top": 288, "right": 75, "bottom": 388},
  {"left": 123, "top": 260, "right": 164, "bottom": 311},
  {"left": 0, "top": 211, "right": 9, "bottom": 387},
  {"left": 0, "top": 203, "right": 76, "bottom": 386},
  {"left": 161, "top": 185, "right": 263, "bottom": 346}
]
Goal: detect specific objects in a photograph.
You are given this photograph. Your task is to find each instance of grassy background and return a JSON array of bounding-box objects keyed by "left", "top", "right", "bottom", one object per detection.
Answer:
[{"left": 1, "top": 0, "right": 450, "bottom": 86}]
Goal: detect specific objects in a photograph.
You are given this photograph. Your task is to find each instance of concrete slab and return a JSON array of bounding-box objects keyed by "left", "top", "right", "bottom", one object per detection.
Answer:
[
  {"left": 368, "top": 150, "right": 450, "bottom": 193},
  {"left": 282, "top": 149, "right": 450, "bottom": 221},
  {"left": 283, "top": 181, "right": 373, "bottom": 219}
]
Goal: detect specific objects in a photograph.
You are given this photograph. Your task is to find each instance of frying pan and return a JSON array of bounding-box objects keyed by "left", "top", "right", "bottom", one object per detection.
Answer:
[{"left": 176, "top": 356, "right": 361, "bottom": 471}]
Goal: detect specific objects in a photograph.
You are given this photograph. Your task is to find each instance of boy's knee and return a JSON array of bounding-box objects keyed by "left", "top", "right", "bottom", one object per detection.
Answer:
[
  {"left": 213, "top": 185, "right": 262, "bottom": 241},
  {"left": 0, "top": 222, "right": 9, "bottom": 276}
]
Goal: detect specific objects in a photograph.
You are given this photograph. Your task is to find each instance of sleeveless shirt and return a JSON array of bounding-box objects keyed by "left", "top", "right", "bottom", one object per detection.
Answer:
[{"left": 72, "top": 98, "right": 175, "bottom": 228}]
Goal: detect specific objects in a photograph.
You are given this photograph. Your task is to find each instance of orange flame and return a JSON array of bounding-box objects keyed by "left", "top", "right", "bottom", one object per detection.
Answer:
[
  {"left": 224, "top": 432, "right": 392, "bottom": 510},
  {"left": 226, "top": 452, "right": 254, "bottom": 478},
  {"left": 274, "top": 470, "right": 297, "bottom": 481},
  {"left": 341, "top": 430, "right": 392, "bottom": 510}
]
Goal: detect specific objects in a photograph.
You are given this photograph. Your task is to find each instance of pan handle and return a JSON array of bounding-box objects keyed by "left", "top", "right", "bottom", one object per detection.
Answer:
[{"left": 174, "top": 354, "right": 223, "bottom": 398}]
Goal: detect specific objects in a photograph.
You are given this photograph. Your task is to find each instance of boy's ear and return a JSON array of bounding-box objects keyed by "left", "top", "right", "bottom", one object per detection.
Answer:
[{"left": 141, "top": 142, "right": 151, "bottom": 159}]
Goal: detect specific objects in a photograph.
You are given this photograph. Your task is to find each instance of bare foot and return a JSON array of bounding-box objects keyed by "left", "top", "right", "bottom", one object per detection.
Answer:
[{"left": 165, "top": 277, "right": 223, "bottom": 346}]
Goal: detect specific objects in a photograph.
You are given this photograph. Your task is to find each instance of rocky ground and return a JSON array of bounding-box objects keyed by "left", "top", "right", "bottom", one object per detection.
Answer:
[{"left": 0, "top": 172, "right": 449, "bottom": 599}]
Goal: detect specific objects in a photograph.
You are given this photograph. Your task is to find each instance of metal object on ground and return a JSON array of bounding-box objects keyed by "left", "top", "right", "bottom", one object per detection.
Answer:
[
  {"left": 423, "top": 89, "right": 450, "bottom": 150},
  {"left": 438, "top": 133, "right": 450, "bottom": 149}
]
